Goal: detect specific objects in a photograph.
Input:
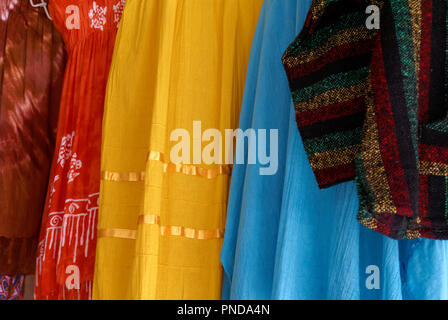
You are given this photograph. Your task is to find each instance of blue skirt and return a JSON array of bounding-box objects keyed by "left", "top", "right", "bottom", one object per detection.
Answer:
[{"left": 221, "top": 0, "right": 448, "bottom": 300}]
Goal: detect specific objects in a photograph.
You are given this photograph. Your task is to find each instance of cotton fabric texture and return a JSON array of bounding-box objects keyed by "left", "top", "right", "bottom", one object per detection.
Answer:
[
  {"left": 94, "top": 0, "right": 262, "bottom": 300},
  {"left": 283, "top": 0, "right": 448, "bottom": 239},
  {"left": 223, "top": 0, "right": 448, "bottom": 300},
  {"left": 0, "top": 0, "right": 65, "bottom": 276},
  {"left": 34, "top": 0, "right": 124, "bottom": 300}
]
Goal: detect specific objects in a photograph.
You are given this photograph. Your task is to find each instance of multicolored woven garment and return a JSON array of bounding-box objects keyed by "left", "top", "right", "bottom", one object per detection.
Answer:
[
  {"left": 283, "top": 0, "right": 448, "bottom": 239},
  {"left": 0, "top": 276, "right": 24, "bottom": 300}
]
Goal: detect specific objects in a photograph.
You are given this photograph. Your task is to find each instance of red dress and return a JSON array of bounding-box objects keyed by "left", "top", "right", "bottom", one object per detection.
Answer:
[{"left": 35, "top": 0, "right": 124, "bottom": 300}]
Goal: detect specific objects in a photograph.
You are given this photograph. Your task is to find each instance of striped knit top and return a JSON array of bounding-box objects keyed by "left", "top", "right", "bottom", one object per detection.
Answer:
[{"left": 283, "top": 0, "right": 448, "bottom": 240}]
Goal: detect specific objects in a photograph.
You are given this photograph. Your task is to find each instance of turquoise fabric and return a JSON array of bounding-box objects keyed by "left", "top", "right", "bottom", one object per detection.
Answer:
[{"left": 221, "top": 0, "right": 448, "bottom": 300}]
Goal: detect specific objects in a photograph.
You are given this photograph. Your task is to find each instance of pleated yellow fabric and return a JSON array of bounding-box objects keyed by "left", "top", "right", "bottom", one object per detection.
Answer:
[{"left": 93, "top": 0, "right": 262, "bottom": 300}]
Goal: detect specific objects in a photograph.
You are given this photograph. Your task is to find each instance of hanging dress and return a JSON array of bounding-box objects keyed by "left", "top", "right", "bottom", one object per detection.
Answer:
[
  {"left": 222, "top": 0, "right": 448, "bottom": 300},
  {"left": 94, "top": 0, "right": 263, "bottom": 300},
  {"left": 283, "top": 0, "right": 448, "bottom": 239},
  {"left": 34, "top": 0, "right": 124, "bottom": 300},
  {"left": 221, "top": 0, "right": 315, "bottom": 299},
  {"left": 0, "top": 0, "right": 65, "bottom": 299}
]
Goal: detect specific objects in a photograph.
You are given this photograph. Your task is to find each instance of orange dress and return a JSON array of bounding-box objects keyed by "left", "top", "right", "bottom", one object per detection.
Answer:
[{"left": 34, "top": 0, "right": 124, "bottom": 300}]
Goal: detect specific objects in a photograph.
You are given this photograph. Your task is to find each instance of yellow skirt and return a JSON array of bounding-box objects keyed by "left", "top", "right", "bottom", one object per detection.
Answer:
[{"left": 93, "top": 0, "right": 262, "bottom": 300}]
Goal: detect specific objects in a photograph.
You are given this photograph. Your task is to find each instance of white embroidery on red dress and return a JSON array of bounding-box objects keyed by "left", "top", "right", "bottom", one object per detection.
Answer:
[
  {"left": 67, "top": 153, "right": 82, "bottom": 183},
  {"left": 60, "top": 193, "right": 99, "bottom": 263},
  {"left": 36, "top": 192, "right": 99, "bottom": 297},
  {"left": 46, "top": 211, "right": 65, "bottom": 258},
  {"left": 112, "top": 0, "right": 125, "bottom": 28},
  {"left": 57, "top": 131, "right": 75, "bottom": 168},
  {"left": 88, "top": 1, "right": 107, "bottom": 31},
  {"left": 48, "top": 175, "right": 60, "bottom": 209},
  {"left": 35, "top": 209, "right": 64, "bottom": 287}
]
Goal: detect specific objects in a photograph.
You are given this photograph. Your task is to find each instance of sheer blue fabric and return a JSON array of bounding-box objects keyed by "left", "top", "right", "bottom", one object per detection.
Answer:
[{"left": 221, "top": 0, "right": 448, "bottom": 300}]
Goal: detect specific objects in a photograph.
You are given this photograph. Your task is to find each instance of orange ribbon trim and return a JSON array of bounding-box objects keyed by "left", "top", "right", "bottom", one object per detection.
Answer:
[
  {"left": 98, "top": 215, "right": 224, "bottom": 241},
  {"left": 138, "top": 214, "right": 225, "bottom": 240},
  {"left": 101, "top": 151, "right": 231, "bottom": 182},
  {"left": 148, "top": 151, "right": 231, "bottom": 179}
]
